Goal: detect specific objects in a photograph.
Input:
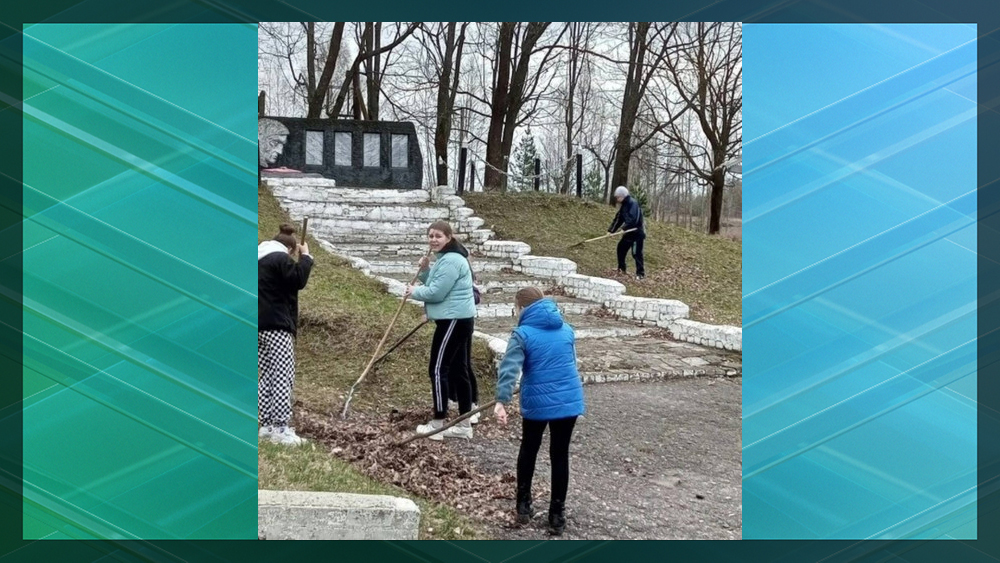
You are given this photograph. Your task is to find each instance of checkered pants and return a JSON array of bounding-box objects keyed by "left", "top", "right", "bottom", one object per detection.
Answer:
[{"left": 258, "top": 330, "right": 296, "bottom": 427}]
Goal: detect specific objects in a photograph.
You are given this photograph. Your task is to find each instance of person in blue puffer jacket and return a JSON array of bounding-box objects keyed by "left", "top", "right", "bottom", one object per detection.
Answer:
[{"left": 494, "top": 287, "right": 585, "bottom": 536}]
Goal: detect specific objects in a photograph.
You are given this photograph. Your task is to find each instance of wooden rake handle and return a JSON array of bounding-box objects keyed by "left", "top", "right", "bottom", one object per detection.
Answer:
[
  {"left": 393, "top": 389, "right": 521, "bottom": 446},
  {"left": 572, "top": 228, "right": 637, "bottom": 247},
  {"left": 341, "top": 249, "right": 433, "bottom": 419}
]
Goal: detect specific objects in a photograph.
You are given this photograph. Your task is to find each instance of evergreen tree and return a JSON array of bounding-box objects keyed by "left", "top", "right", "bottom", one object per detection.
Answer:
[
  {"left": 511, "top": 128, "right": 538, "bottom": 191},
  {"left": 583, "top": 165, "right": 604, "bottom": 202}
]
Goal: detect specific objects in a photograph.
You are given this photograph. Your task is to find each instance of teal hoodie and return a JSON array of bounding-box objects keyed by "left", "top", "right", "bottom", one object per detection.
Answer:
[{"left": 411, "top": 243, "right": 477, "bottom": 320}]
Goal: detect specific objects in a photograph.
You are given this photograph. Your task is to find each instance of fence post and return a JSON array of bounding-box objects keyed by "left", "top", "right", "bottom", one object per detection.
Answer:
[
  {"left": 457, "top": 147, "right": 467, "bottom": 196},
  {"left": 469, "top": 161, "right": 475, "bottom": 192},
  {"left": 258, "top": 91, "right": 266, "bottom": 118},
  {"left": 533, "top": 158, "right": 540, "bottom": 191},
  {"left": 576, "top": 154, "right": 583, "bottom": 198}
]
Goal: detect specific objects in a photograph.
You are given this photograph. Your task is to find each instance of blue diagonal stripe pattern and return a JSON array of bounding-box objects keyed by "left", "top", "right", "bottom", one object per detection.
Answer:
[
  {"left": 743, "top": 23, "right": 979, "bottom": 539},
  {"left": 19, "top": 23, "right": 257, "bottom": 540}
]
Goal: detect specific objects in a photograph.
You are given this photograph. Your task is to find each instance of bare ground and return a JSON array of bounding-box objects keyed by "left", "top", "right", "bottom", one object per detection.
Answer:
[
  {"left": 296, "top": 376, "right": 742, "bottom": 540},
  {"left": 449, "top": 378, "right": 743, "bottom": 540}
]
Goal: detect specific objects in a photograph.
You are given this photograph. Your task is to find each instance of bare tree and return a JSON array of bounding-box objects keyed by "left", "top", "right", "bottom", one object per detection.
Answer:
[
  {"left": 660, "top": 22, "right": 742, "bottom": 234},
  {"left": 481, "top": 22, "right": 564, "bottom": 191},
  {"left": 609, "top": 22, "right": 691, "bottom": 202},
  {"left": 420, "top": 22, "right": 469, "bottom": 186},
  {"left": 558, "top": 22, "right": 596, "bottom": 194},
  {"left": 302, "top": 22, "right": 347, "bottom": 119},
  {"left": 328, "top": 22, "right": 421, "bottom": 119}
]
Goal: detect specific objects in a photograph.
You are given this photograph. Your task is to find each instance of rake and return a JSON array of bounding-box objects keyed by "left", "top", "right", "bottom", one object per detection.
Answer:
[
  {"left": 393, "top": 388, "right": 521, "bottom": 447},
  {"left": 569, "top": 228, "right": 636, "bottom": 249},
  {"left": 341, "top": 250, "right": 432, "bottom": 419}
]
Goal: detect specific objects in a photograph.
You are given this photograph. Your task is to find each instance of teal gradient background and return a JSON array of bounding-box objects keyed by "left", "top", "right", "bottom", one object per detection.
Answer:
[
  {"left": 743, "top": 24, "right": 979, "bottom": 540},
  {"left": 21, "top": 23, "right": 258, "bottom": 539}
]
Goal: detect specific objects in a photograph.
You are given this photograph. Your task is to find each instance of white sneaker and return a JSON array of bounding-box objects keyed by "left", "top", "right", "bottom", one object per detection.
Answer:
[
  {"left": 470, "top": 405, "right": 481, "bottom": 425},
  {"left": 259, "top": 425, "right": 274, "bottom": 440},
  {"left": 416, "top": 419, "right": 445, "bottom": 437},
  {"left": 271, "top": 426, "right": 306, "bottom": 446},
  {"left": 441, "top": 421, "right": 473, "bottom": 440}
]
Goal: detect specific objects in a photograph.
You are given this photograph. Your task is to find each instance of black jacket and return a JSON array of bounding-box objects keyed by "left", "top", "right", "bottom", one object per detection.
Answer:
[
  {"left": 258, "top": 243, "right": 314, "bottom": 335},
  {"left": 609, "top": 195, "right": 646, "bottom": 238}
]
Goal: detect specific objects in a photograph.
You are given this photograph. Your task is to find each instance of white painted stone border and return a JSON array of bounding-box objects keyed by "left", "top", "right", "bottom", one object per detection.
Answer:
[
  {"left": 258, "top": 490, "right": 420, "bottom": 540},
  {"left": 435, "top": 188, "right": 742, "bottom": 353},
  {"left": 277, "top": 180, "right": 741, "bottom": 353}
]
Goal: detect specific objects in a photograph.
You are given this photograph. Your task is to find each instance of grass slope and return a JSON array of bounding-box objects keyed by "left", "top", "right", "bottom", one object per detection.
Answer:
[
  {"left": 258, "top": 182, "right": 494, "bottom": 539},
  {"left": 464, "top": 192, "right": 742, "bottom": 325}
]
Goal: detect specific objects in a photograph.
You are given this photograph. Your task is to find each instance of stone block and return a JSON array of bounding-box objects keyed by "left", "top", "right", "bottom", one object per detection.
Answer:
[{"left": 258, "top": 490, "right": 420, "bottom": 540}]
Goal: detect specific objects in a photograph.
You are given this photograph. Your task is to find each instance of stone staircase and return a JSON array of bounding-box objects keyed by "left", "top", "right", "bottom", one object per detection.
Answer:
[{"left": 266, "top": 177, "right": 741, "bottom": 383}]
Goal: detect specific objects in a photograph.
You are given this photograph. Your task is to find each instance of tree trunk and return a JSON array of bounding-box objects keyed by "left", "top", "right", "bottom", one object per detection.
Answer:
[
  {"left": 609, "top": 22, "right": 649, "bottom": 203},
  {"left": 484, "top": 23, "right": 515, "bottom": 192},
  {"left": 305, "top": 22, "right": 346, "bottom": 119},
  {"left": 708, "top": 168, "right": 724, "bottom": 235},
  {"left": 365, "top": 22, "right": 382, "bottom": 121},
  {"left": 434, "top": 22, "right": 463, "bottom": 187}
]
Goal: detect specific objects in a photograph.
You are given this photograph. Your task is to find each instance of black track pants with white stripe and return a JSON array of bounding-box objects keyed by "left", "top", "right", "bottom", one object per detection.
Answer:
[{"left": 428, "top": 318, "right": 474, "bottom": 419}]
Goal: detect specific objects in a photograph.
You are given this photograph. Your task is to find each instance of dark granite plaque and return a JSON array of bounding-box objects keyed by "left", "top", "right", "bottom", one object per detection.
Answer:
[{"left": 258, "top": 117, "right": 423, "bottom": 189}]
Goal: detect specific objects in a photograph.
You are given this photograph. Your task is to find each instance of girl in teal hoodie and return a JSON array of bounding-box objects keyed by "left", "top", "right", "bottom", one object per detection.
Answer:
[{"left": 405, "top": 221, "right": 477, "bottom": 440}]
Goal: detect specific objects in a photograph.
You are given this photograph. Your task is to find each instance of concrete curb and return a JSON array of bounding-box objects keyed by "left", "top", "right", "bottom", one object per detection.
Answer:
[{"left": 258, "top": 490, "right": 420, "bottom": 540}]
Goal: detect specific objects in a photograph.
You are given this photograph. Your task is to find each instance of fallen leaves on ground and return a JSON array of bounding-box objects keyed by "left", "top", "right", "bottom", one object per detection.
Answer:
[{"left": 296, "top": 408, "right": 539, "bottom": 528}]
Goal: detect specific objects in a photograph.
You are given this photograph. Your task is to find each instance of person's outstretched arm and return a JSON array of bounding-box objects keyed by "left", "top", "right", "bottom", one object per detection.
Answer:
[{"left": 495, "top": 332, "right": 525, "bottom": 404}]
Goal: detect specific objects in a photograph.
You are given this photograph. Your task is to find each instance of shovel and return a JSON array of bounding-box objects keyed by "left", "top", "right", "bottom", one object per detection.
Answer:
[{"left": 569, "top": 228, "right": 637, "bottom": 248}]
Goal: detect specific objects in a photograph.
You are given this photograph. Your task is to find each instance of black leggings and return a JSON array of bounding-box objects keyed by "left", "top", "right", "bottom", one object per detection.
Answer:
[
  {"left": 518, "top": 416, "right": 578, "bottom": 506},
  {"left": 449, "top": 326, "right": 479, "bottom": 404},
  {"left": 429, "top": 318, "right": 474, "bottom": 419}
]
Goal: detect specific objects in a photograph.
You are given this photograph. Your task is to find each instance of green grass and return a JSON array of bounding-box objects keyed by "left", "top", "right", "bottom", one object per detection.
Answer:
[
  {"left": 258, "top": 442, "right": 484, "bottom": 540},
  {"left": 258, "top": 182, "right": 494, "bottom": 539},
  {"left": 464, "top": 192, "right": 742, "bottom": 325}
]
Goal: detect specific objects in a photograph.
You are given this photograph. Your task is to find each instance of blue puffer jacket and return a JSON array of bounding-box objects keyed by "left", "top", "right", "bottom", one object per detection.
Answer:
[{"left": 495, "top": 298, "right": 585, "bottom": 421}]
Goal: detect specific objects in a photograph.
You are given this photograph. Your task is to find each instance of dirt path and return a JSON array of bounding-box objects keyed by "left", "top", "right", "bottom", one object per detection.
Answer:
[
  {"left": 447, "top": 377, "right": 742, "bottom": 540},
  {"left": 297, "top": 376, "right": 741, "bottom": 540}
]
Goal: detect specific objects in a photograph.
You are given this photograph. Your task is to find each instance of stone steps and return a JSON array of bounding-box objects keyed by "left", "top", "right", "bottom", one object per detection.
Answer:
[
  {"left": 575, "top": 335, "right": 742, "bottom": 383},
  {"left": 382, "top": 271, "right": 546, "bottom": 294},
  {"left": 268, "top": 181, "right": 431, "bottom": 205},
  {"left": 475, "top": 295, "right": 600, "bottom": 318},
  {"left": 283, "top": 202, "right": 451, "bottom": 222},
  {"left": 313, "top": 229, "right": 431, "bottom": 245},
  {"left": 327, "top": 243, "right": 430, "bottom": 257},
  {"left": 474, "top": 313, "right": 655, "bottom": 341},
  {"left": 366, "top": 257, "right": 514, "bottom": 276}
]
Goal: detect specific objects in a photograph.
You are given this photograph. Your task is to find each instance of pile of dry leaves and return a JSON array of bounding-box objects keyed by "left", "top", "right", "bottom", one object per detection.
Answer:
[{"left": 295, "top": 408, "right": 534, "bottom": 527}]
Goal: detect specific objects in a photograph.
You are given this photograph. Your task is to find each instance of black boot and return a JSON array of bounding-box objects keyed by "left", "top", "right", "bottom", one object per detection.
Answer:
[
  {"left": 548, "top": 499, "right": 566, "bottom": 536},
  {"left": 516, "top": 483, "right": 535, "bottom": 525}
]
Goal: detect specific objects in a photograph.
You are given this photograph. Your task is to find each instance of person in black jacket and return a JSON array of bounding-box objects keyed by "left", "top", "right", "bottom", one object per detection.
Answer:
[
  {"left": 258, "top": 223, "right": 314, "bottom": 446},
  {"left": 608, "top": 186, "right": 646, "bottom": 279}
]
